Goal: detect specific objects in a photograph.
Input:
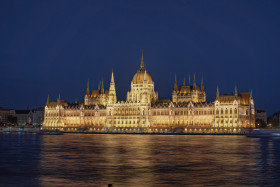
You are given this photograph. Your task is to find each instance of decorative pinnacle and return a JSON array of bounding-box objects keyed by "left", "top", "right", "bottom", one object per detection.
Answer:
[
  {"left": 216, "top": 86, "right": 219, "bottom": 99},
  {"left": 111, "top": 70, "right": 114, "bottom": 83},
  {"left": 174, "top": 74, "right": 178, "bottom": 91},
  {"left": 101, "top": 80, "right": 104, "bottom": 90},
  {"left": 86, "top": 80, "right": 90, "bottom": 95},
  {"left": 193, "top": 73, "right": 196, "bottom": 87},
  {"left": 140, "top": 50, "right": 145, "bottom": 69},
  {"left": 201, "top": 76, "right": 204, "bottom": 91},
  {"left": 47, "top": 95, "right": 50, "bottom": 105}
]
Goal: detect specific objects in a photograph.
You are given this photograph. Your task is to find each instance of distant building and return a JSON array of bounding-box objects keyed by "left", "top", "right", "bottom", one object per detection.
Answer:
[
  {"left": 268, "top": 111, "right": 280, "bottom": 128},
  {"left": 15, "top": 110, "right": 32, "bottom": 126},
  {"left": 255, "top": 109, "right": 267, "bottom": 124},
  {"left": 32, "top": 107, "right": 44, "bottom": 126},
  {"left": 0, "top": 107, "right": 15, "bottom": 124},
  {"left": 43, "top": 53, "right": 255, "bottom": 134}
]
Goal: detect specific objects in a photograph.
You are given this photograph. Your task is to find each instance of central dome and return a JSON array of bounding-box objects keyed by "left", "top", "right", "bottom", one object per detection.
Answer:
[
  {"left": 132, "top": 52, "right": 153, "bottom": 84},
  {"left": 132, "top": 69, "right": 153, "bottom": 84}
]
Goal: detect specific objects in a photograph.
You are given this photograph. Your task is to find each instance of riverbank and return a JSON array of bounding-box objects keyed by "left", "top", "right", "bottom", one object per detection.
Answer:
[
  {"left": 0, "top": 127, "right": 39, "bottom": 133},
  {"left": 0, "top": 127, "right": 247, "bottom": 135}
]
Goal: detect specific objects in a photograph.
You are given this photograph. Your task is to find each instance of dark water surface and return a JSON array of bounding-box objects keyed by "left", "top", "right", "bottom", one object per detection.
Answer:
[{"left": 1, "top": 134, "right": 280, "bottom": 187}]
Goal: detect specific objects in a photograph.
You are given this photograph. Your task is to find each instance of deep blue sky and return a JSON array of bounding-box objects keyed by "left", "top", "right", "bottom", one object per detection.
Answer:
[{"left": 0, "top": 0, "right": 280, "bottom": 115}]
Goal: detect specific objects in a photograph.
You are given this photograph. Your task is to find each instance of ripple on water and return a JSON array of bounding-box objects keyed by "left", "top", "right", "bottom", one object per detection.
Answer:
[{"left": 1, "top": 134, "right": 280, "bottom": 186}]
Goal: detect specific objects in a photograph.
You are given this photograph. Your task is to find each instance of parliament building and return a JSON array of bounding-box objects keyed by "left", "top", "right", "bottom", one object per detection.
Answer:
[{"left": 43, "top": 54, "right": 255, "bottom": 134}]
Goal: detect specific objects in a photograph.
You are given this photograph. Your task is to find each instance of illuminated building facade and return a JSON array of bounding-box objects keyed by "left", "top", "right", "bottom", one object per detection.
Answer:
[{"left": 43, "top": 54, "right": 255, "bottom": 133}]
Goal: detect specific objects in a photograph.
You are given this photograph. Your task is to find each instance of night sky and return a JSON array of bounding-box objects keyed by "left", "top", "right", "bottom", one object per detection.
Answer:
[{"left": 0, "top": 1, "right": 280, "bottom": 115}]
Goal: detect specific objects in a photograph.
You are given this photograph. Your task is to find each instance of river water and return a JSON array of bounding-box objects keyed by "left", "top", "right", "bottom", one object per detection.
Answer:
[{"left": 0, "top": 133, "right": 280, "bottom": 187}]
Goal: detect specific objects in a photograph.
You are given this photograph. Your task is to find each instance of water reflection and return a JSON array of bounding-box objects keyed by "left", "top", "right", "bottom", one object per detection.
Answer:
[
  {"left": 1, "top": 134, "right": 280, "bottom": 186},
  {"left": 38, "top": 135, "right": 280, "bottom": 186}
]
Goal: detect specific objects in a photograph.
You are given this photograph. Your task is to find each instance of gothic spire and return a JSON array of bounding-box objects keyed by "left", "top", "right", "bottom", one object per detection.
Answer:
[
  {"left": 201, "top": 76, "right": 204, "bottom": 91},
  {"left": 140, "top": 50, "right": 145, "bottom": 69},
  {"left": 101, "top": 80, "right": 104, "bottom": 93},
  {"left": 250, "top": 89, "right": 253, "bottom": 98},
  {"left": 183, "top": 77, "right": 186, "bottom": 86},
  {"left": 174, "top": 74, "right": 178, "bottom": 91},
  {"left": 46, "top": 95, "right": 49, "bottom": 106},
  {"left": 58, "top": 94, "right": 61, "bottom": 105},
  {"left": 193, "top": 73, "right": 196, "bottom": 88},
  {"left": 144, "top": 69, "right": 147, "bottom": 82},
  {"left": 86, "top": 80, "right": 90, "bottom": 95},
  {"left": 235, "top": 86, "right": 238, "bottom": 96},
  {"left": 111, "top": 70, "right": 115, "bottom": 83},
  {"left": 189, "top": 75, "right": 191, "bottom": 85},
  {"left": 216, "top": 86, "right": 219, "bottom": 100}
]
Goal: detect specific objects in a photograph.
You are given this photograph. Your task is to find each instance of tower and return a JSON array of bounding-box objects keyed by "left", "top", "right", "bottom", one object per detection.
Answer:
[
  {"left": 172, "top": 75, "right": 178, "bottom": 103},
  {"left": 108, "top": 70, "right": 117, "bottom": 104},
  {"left": 84, "top": 80, "right": 90, "bottom": 105},
  {"left": 126, "top": 51, "right": 158, "bottom": 103}
]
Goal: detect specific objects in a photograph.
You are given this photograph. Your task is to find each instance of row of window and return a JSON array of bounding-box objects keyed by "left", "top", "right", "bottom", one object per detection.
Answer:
[{"left": 216, "top": 108, "right": 237, "bottom": 115}]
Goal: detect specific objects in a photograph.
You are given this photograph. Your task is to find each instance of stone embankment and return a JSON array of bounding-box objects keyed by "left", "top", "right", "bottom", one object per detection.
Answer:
[{"left": 0, "top": 127, "right": 39, "bottom": 133}]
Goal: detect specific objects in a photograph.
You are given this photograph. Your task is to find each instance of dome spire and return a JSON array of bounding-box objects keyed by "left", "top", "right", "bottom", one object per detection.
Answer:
[{"left": 140, "top": 50, "right": 145, "bottom": 69}]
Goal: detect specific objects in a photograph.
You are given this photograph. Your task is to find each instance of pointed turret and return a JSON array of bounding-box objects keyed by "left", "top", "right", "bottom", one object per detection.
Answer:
[
  {"left": 174, "top": 75, "right": 178, "bottom": 91},
  {"left": 86, "top": 80, "right": 90, "bottom": 95},
  {"left": 216, "top": 86, "right": 219, "bottom": 100},
  {"left": 57, "top": 94, "right": 61, "bottom": 105},
  {"left": 183, "top": 77, "right": 186, "bottom": 86},
  {"left": 140, "top": 50, "right": 145, "bottom": 69},
  {"left": 143, "top": 69, "right": 147, "bottom": 82},
  {"left": 250, "top": 89, "right": 253, "bottom": 99},
  {"left": 111, "top": 70, "right": 115, "bottom": 83},
  {"left": 101, "top": 80, "right": 104, "bottom": 94},
  {"left": 235, "top": 86, "right": 238, "bottom": 96},
  {"left": 193, "top": 73, "right": 196, "bottom": 88},
  {"left": 109, "top": 70, "right": 117, "bottom": 104},
  {"left": 201, "top": 76, "right": 204, "bottom": 91},
  {"left": 98, "top": 82, "right": 100, "bottom": 91},
  {"left": 46, "top": 95, "right": 50, "bottom": 106},
  {"left": 189, "top": 75, "right": 191, "bottom": 85}
]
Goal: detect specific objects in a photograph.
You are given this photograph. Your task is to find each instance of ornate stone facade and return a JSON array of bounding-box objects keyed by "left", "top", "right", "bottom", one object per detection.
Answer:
[{"left": 43, "top": 54, "right": 255, "bottom": 133}]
